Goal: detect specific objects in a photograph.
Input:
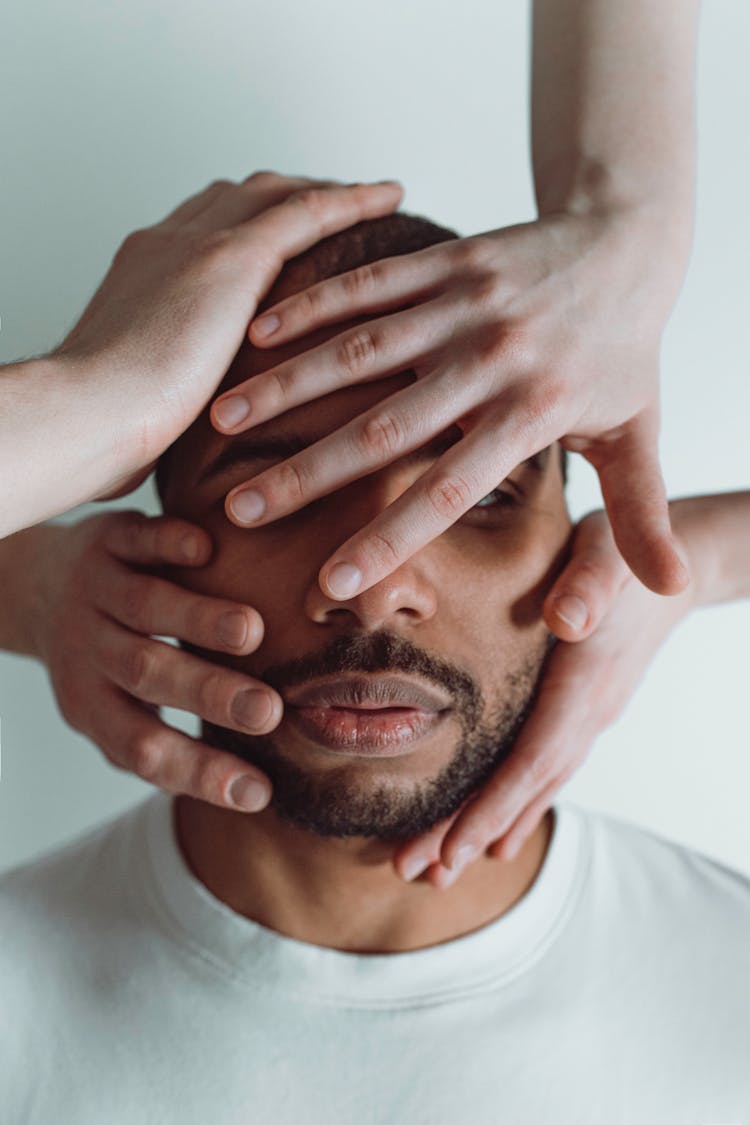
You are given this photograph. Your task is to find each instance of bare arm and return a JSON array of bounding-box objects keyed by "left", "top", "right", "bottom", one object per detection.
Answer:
[
  {"left": 532, "top": 0, "right": 699, "bottom": 248},
  {"left": 232, "top": 0, "right": 702, "bottom": 598}
]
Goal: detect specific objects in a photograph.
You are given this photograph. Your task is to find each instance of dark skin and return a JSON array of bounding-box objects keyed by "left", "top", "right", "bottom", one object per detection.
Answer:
[{"left": 162, "top": 270, "right": 573, "bottom": 954}]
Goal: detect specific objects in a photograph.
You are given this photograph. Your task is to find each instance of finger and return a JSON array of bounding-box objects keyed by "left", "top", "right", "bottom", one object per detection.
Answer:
[
  {"left": 92, "top": 562, "right": 266, "bottom": 657},
  {"left": 223, "top": 181, "right": 404, "bottom": 313},
  {"left": 103, "top": 512, "right": 214, "bottom": 567},
  {"left": 543, "top": 510, "right": 631, "bottom": 642},
  {"left": 160, "top": 173, "right": 324, "bottom": 229},
  {"left": 98, "top": 625, "right": 283, "bottom": 735},
  {"left": 316, "top": 408, "right": 551, "bottom": 599},
  {"left": 188, "top": 174, "right": 341, "bottom": 233},
  {"left": 249, "top": 240, "right": 456, "bottom": 346},
  {"left": 223, "top": 355, "right": 484, "bottom": 527},
  {"left": 437, "top": 650, "right": 595, "bottom": 873},
  {"left": 214, "top": 292, "right": 454, "bottom": 436},
  {"left": 488, "top": 771, "right": 572, "bottom": 862},
  {"left": 392, "top": 807, "right": 463, "bottom": 883},
  {"left": 590, "top": 412, "right": 689, "bottom": 596},
  {"left": 96, "top": 686, "right": 273, "bottom": 812}
]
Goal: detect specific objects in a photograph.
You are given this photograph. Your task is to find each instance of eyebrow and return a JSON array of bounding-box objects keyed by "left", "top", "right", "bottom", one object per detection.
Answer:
[{"left": 197, "top": 426, "right": 550, "bottom": 483}]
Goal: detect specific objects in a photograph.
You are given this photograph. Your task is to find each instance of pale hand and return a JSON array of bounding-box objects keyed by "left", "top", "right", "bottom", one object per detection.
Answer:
[
  {"left": 51, "top": 172, "right": 403, "bottom": 498},
  {"left": 29, "top": 512, "right": 281, "bottom": 813},
  {"left": 213, "top": 208, "right": 690, "bottom": 598},
  {"left": 393, "top": 505, "right": 697, "bottom": 888}
]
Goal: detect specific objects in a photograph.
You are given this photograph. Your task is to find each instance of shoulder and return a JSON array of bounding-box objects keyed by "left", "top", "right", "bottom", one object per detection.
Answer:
[{"left": 564, "top": 801, "right": 750, "bottom": 939}]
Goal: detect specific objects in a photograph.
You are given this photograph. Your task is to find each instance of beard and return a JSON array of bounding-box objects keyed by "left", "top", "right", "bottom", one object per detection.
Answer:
[{"left": 201, "top": 629, "right": 554, "bottom": 841}]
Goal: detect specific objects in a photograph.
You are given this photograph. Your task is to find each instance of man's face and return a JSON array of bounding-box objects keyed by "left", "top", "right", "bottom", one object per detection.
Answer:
[{"left": 162, "top": 276, "right": 572, "bottom": 842}]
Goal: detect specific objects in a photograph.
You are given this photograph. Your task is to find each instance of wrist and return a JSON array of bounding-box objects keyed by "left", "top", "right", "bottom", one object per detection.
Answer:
[
  {"left": 0, "top": 523, "right": 61, "bottom": 660},
  {"left": 48, "top": 350, "right": 154, "bottom": 498}
]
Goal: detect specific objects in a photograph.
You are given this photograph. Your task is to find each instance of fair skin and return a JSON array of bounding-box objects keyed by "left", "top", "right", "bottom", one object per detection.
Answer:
[
  {"left": 0, "top": 174, "right": 403, "bottom": 540},
  {"left": 214, "top": 0, "right": 701, "bottom": 602}
]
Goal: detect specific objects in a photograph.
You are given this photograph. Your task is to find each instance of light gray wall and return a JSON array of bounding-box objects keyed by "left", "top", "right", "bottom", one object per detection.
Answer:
[{"left": 1, "top": 0, "right": 748, "bottom": 873}]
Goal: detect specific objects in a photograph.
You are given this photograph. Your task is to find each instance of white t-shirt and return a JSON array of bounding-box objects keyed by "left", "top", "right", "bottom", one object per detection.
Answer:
[{"left": 1, "top": 792, "right": 748, "bottom": 1125}]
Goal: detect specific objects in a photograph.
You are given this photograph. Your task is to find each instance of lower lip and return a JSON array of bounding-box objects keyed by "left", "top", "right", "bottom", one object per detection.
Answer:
[{"left": 286, "top": 705, "right": 446, "bottom": 756}]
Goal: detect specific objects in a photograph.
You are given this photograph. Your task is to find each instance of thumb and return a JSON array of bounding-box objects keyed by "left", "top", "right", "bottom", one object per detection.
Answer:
[
  {"left": 589, "top": 410, "right": 689, "bottom": 596},
  {"left": 544, "top": 509, "right": 631, "bottom": 641}
]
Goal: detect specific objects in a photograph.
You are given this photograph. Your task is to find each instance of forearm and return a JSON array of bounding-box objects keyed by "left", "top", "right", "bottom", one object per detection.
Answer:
[
  {"left": 674, "top": 491, "right": 750, "bottom": 609},
  {"left": 0, "top": 356, "right": 132, "bottom": 538},
  {"left": 531, "top": 0, "right": 700, "bottom": 251},
  {"left": 0, "top": 522, "right": 62, "bottom": 658}
]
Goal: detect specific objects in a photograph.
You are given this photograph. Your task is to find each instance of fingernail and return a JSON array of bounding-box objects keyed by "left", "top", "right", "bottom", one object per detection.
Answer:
[
  {"left": 214, "top": 395, "right": 251, "bottom": 430},
  {"left": 449, "top": 842, "right": 479, "bottom": 873},
  {"left": 229, "top": 489, "right": 266, "bottom": 524},
  {"left": 252, "top": 313, "right": 280, "bottom": 339},
  {"left": 325, "top": 562, "right": 362, "bottom": 599},
  {"left": 401, "top": 855, "right": 430, "bottom": 882},
  {"left": 503, "top": 836, "right": 523, "bottom": 861},
  {"left": 181, "top": 535, "right": 201, "bottom": 562},
  {"left": 229, "top": 775, "right": 270, "bottom": 812},
  {"left": 552, "top": 594, "right": 588, "bottom": 631},
  {"left": 436, "top": 866, "right": 460, "bottom": 890},
  {"left": 217, "top": 610, "right": 248, "bottom": 649},
  {"left": 232, "top": 689, "right": 274, "bottom": 730}
]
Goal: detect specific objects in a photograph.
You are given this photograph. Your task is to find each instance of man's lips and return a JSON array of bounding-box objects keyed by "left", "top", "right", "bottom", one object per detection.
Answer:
[
  {"left": 282, "top": 675, "right": 452, "bottom": 756},
  {"left": 283, "top": 674, "right": 451, "bottom": 712}
]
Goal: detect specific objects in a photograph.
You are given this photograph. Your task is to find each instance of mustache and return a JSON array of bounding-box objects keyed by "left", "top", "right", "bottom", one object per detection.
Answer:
[{"left": 185, "top": 628, "right": 484, "bottom": 727}]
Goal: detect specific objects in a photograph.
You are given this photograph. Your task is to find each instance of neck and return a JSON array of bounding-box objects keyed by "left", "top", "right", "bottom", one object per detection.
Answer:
[{"left": 174, "top": 796, "right": 554, "bottom": 954}]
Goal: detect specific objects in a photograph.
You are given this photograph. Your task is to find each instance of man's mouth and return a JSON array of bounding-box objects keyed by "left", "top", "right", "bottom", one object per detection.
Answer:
[{"left": 282, "top": 675, "right": 453, "bottom": 756}]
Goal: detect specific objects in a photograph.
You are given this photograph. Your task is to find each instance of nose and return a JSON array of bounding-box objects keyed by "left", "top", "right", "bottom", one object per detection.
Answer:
[{"left": 304, "top": 473, "right": 439, "bottom": 631}]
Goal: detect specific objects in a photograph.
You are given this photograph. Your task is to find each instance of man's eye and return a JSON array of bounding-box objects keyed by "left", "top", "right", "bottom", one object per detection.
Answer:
[{"left": 459, "top": 487, "right": 520, "bottom": 524}]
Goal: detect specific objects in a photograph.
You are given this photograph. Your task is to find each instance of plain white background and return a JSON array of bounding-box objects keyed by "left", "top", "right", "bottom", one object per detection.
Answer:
[{"left": 0, "top": 0, "right": 748, "bottom": 874}]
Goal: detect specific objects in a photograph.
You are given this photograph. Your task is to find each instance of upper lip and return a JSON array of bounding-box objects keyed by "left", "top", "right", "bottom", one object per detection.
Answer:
[{"left": 283, "top": 675, "right": 451, "bottom": 712}]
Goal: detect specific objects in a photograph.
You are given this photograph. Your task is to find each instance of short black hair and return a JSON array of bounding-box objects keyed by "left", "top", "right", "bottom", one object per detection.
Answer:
[{"left": 154, "top": 210, "right": 567, "bottom": 504}]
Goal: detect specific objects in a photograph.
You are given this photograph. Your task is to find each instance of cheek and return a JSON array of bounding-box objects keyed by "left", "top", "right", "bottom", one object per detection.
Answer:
[
  {"left": 443, "top": 515, "right": 569, "bottom": 636},
  {"left": 168, "top": 520, "right": 303, "bottom": 616}
]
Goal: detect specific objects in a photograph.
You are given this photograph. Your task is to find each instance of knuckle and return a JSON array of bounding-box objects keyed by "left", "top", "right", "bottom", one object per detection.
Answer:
[
  {"left": 120, "top": 643, "right": 158, "bottom": 696},
  {"left": 342, "top": 261, "right": 384, "bottom": 299},
  {"left": 196, "top": 669, "right": 232, "bottom": 718},
  {"left": 290, "top": 187, "right": 325, "bottom": 218},
  {"left": 244, "top": 169, "right": 277, "bottom": 186},
  {"left": 195, "top": 227, "right": 234, "bottom": 262},
  {"left": 368, "top": 529, "right": 404, "bottom": 573},
  {"left": 454, "top": 236, "right": 487, "bottom": 271},
  {"left": 130, "top": 732, "right": 166, "bottom": 782},
  {"left": 273, "top": 456, "right": 308, "bottom": 505},
  {"left": 119, "top": 581, "right": 150, "bottom": 630},
  {"left": 357, "top": 411, "right": 405, "bottom": 461},
  {"left": 498, "top": 323, "right": 537, "bottom": 372},
  {"left": 116, "top": 227, "right": 148, "bottom": 258},
  {"left": 524, "top": 381, "right": 567, "bottom": 433},
  {"left": 264, "top": 365, "right": 293, "bottom": 413},
  {"left": 206, "top": 178, "right": 233, "bottom": 194},
  {"left": 470, "top": 270, "right": 503, "bottom": 306},
  {"left": 427, "top": 473, "right": 475, "bottom": 520},
  {"left": 335, "top": 327, "right": 379, "bottom": 376},
  {"left": 185, "top": 755, "right": 228, "bottom": 805},
  {"left": 297, "top": 285, "right": 324, "bottom": 322}
]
